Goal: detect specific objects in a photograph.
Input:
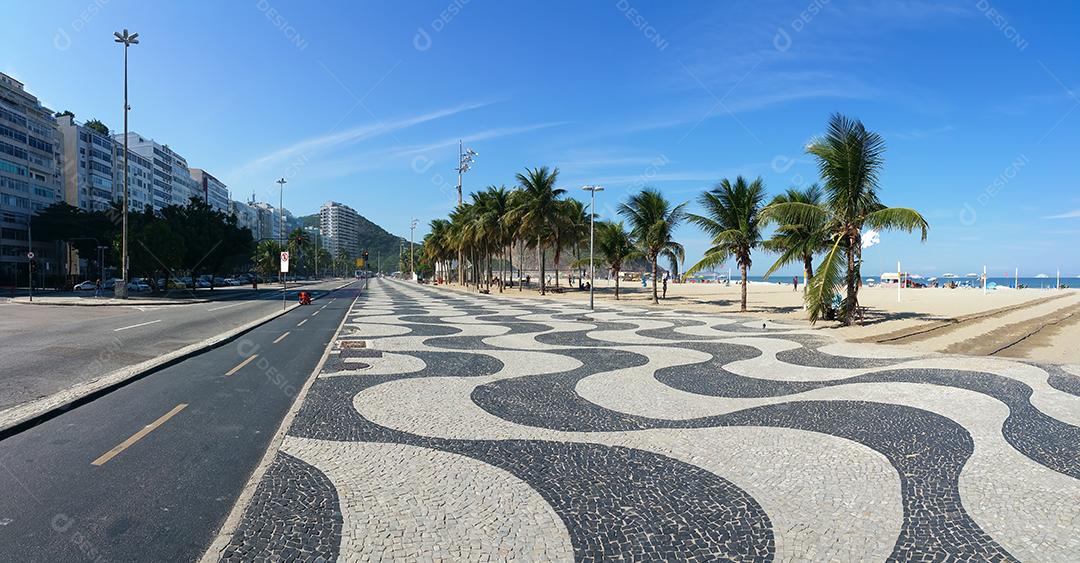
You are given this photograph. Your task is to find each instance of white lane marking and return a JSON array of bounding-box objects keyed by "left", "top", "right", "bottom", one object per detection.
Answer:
[
  {"left": 311, "top": 310, "right": 320, "bottom": 316},
  {"left": 297, "top": 319, "right": 308, "bottom": 327},
  {"left": 207, "top": 302, "right": 246, "bottom": 312},
  {"left": 273, "top": 331, "right": 290, "bottom": 344},
  {"left": 113, "top": 319, "right": 162, "bottom": 332}
]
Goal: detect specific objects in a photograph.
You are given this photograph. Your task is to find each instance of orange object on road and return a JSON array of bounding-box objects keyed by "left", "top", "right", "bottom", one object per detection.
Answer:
[{"left": 298, "top": 291, "right": 312, "bottom": 305}]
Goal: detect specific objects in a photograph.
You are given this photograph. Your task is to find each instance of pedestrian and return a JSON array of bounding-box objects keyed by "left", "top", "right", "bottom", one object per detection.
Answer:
[
  {"left": 94, "top": 278, "right": 101, "bottom": 298},
  {"left": 662, "top": 276, "right": 668, "bottom": 299},
  {"left": 525, "top": 274, "right": 530, "bottom": 288},
  {"left": 793, "top": 276, "right": 798, "bottom": 292}
]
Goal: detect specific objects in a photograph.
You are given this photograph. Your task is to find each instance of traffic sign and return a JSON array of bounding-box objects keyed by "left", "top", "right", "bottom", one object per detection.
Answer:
[{"left": 280, "top": 251, "right": 290, "bottom": 273}]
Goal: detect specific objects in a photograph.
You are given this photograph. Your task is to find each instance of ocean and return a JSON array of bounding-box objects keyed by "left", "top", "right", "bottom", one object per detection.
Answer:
[{"left": 692, "top": 274, "right": 1078, "bottom": 289}]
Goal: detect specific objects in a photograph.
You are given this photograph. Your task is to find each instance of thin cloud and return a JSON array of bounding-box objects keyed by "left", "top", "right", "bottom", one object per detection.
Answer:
[
  {"left": 391, "top": 122, "right": 568, "bottom": 157},
  {"left": 229, "top": 100, "right": 493, "bottom": 178},
  {"left": 1044, "top": 209, "right": 1080, "bottom": 219}
]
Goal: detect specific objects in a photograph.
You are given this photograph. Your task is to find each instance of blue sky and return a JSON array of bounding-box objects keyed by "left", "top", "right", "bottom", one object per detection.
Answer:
[{"left": 3, "top": 0, "right": 1078, "bottom": 276}]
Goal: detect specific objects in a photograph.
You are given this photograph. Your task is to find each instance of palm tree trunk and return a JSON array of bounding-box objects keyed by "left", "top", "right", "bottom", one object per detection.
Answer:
[
  {"left": 614, "top": 268, "right": 620, "bottom": 300},
  {"left": 843, "top": 230, "right": 858, "bottom": 325},
  {"left": 803, "top": 254, "right": 814, "bottom": 294},
  {"left": 740, "top": 263, "right": 749, "bottom": 312},
  {"left": 651, "top": 256, "right": 658, "bottom": 304},
  {"left": 540, "top": 246, "right": 547, "bottom": 295}
]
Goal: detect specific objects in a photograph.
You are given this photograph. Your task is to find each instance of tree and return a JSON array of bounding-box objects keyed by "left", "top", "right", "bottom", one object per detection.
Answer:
[
  {"left": 84, "top": 119, "right": 110, "bottom": 135},
  {"left": 761, "top": 184, "right": 830, "bottom": 287},
  {"left": 685, "top": 176, "right": 767, "bottom": 312},
  {"left": 510, "top": 166, "right": 564, "bottom": 295},
  {"left": 253, "top": 239, "right": 282, "bottom": 278},
  {"left": 617, "top": 188, "right": 686, "bottom": 304},
  {"left": 594, "top": 221, "right": 638, "bottom": 300},
  {"left": 769, "top": 113, "right": 929, "bottom": 324}
]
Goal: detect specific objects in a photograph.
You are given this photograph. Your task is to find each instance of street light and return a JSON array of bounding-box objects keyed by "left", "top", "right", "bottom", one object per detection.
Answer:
[
  {"left": 277, "top": 177, "right": 286, "bottom": 310},
  {"left": 114, "top": 28, "right": 138, "bottom": 298},
  {"left": 582, "top": 185, "right": 604, "bottom": 311},
  {"left": 455, "top": 141, "right": 477, "bottom": 285},
  {"left": 410, "top": 218, "right": 419, "bottom": 281}
]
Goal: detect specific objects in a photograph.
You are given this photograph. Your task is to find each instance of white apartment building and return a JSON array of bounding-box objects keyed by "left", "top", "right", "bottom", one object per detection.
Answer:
[
  {"left": 189, "top": 168, "right": 229, "bottom": 213},
  {"left": 0, "top": 73, "right": 63, "bottom": 280},
  {"left": 319, "top": 201, "right": 360, "bottom": 258},
  {"left": 113, "top": 132, "right": 200, "bottom": 209},
  {"left": 229, "top": 199, "right": 259, "bottom": 233},
  {"left": 57, "top": 114, "right": 115, "bottom": 213}
]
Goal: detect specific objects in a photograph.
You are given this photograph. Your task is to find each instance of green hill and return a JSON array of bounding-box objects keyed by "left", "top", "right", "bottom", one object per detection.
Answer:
[{"left": 297, "top": 213, "right": 406, "bottom": 273}]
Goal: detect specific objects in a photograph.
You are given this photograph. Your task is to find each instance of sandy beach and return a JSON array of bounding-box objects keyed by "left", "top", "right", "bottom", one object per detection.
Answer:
[{"left": 430, "top": 278, "right": 1080, "bottom": 365}]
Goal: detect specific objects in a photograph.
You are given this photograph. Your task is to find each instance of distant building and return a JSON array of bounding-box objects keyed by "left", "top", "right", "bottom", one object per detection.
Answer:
[
  {"left": 250, "top": 201, "right": 281, "bottom": 242},
  {"left": 0, "top": 72, "right": 64, "bottom": 279},
  {"left": 112, "top": 143, "right": 154, "bottom": 212},
  {"left": 113, "top": 132, "right": 200, "bottom": 209},
  {"left": 189, "top": 168, "right": 229, "bottom": 213},
  {"left": 319, "top": 201, "right": 360, "bottom": 258},
  {"left": 229, "top": 199, "right": 259, "bottom": 234},
  {"left": 56, "top": 114, "right": 115, "bottom": 213}
]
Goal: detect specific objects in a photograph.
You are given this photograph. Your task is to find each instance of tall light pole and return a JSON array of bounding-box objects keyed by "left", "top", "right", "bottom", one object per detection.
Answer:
[
  {"left": 409, "top": 218, "right": 419, "bottom": 281},
  {"left": 277, "top": 177, "right": 286, "bottom": 309},
  {"left": 455, "top": 141, "right": 477, "bottom": 285},
  {"left": 114, "top": 28, "right": 138, "bottom": 298},
  {"left": 582, "top": 185, "right": 604, "bottom": 311}
]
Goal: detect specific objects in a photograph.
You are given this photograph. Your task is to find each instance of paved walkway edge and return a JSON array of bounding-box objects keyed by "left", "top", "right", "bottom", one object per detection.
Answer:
[
  {"left": 199, "top": 280, "right": 364, "bottom": 563},
  {"left": 0, "top": 281, "right": 356, "bottom": 439}
]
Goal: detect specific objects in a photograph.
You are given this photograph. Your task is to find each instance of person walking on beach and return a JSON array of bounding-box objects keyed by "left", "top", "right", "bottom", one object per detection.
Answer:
[
  {"left": 793, "top": 276, "right": 798, "bottom": 292},
  {"left": 662, "top": 274, "right": 669, "bottom": 299}
]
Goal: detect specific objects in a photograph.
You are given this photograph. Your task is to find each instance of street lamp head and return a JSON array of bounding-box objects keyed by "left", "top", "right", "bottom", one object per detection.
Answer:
[
  {"left": 582, "top": 184, "right": 605, "bottom": 192},
  {"left": 114, "top": 29, "right": 139, "bottom": 45},
  {"left": 276, "top": 177, "right": 287, "bottom": 186}
]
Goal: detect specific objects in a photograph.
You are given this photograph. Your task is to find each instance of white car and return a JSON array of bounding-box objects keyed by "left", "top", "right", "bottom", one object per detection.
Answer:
[
  {"left": 127, "top": 281, "right": 151, "bottom": 292},
  {"left": 73, "top": 280, "right": 97, "bottom": 290}
]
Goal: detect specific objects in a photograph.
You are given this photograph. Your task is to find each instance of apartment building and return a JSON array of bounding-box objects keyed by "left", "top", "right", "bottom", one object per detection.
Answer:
[
  {"left": 319, "top": 200, "right": 360, "bottom": 258},
  {"left": 0, "top": 73, "right": 64, "bottom": 281},
  {"left": 189, "top": 168, "right": 229, "bottom": 213}
]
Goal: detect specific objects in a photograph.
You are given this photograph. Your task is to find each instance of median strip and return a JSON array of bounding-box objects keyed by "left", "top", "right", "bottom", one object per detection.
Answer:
[
  {"left": 225, "top": 354, "right": 259, "bottom": 376},
  {"left": 91, "top": 403, "right": 187, "bottom": 466},
  {"left": 114, "top": 319, "right": 162, "bottom": 332},
  {"left": 273, "top": 332, "right": 290, "bottom": 344}
]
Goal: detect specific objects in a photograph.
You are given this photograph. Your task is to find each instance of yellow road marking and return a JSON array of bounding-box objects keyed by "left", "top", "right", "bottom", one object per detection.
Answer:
[
  {"left": 225, "top": 354, "right": 258, "bottom": 376},
  {"left": 297, "top": 319, "right": 308, "bottom": 327},
  {"left": 273, "top": 331, "right": 290, "bottom": 344},
  {"left": 92, "top": 403, "right": 187, "bottom": 466}
]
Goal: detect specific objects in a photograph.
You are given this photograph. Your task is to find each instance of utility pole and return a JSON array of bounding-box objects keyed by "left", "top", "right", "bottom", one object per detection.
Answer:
[
  {"left": 277, "top": 177, "right": 287, "bottom": 309},
  {"left": 114, "top": 28, "right": 138, "bottom": 298},
  {"left": 455, "top": 141, "right": 477, "bottom": 285},
  {"left": 410, "top": 219, "right": 418, "bottom": 281},
  {"left": 582, "top": 185, "right": 604, "bottom": 310}
]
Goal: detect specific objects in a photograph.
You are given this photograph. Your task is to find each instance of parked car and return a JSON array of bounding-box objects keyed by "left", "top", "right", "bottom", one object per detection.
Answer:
[
  {"left": 127, "top": 281, "right": 151, "bottom": 292},
  {"left": 73, "top": 280, "right": 97, "bottom": 290},
  {"left": 102, "top": 278, "right": 121, "bottom": 290},
  {"left": 195, "top": 279, "right": 210, "bottom": 288}
]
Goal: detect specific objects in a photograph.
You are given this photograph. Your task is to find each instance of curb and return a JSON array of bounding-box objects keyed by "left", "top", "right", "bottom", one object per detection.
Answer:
[
  {"left": 8, "top": 281, "right": 347, "bottom": 307},
  {"left": 199, "top": 277, "right": 367, "bottom": 562},
  {"left": 0, "top": 280, "right": 356, "bottom": 440}
]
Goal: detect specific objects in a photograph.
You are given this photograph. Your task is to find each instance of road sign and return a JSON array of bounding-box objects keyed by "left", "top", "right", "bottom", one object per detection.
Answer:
[
  {"left": 27, "top": 251, "right": 34, "bottom": 259},
  {"left": 280, "top": 251, "right": 290, "bottom": 273},
  {"left": 355, "top": 258, "right": 365, "bottom": 268}
]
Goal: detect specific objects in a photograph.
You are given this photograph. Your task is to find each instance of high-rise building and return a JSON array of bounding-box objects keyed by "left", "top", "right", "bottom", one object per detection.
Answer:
[
  {"left": 189, "top": 168, "right": 229, "bottom": 213},
  {"left": 0, "top": 73, "right": 63, "bottom": 281},
  {"left": 114, "top": 132, "right": 200, "bottom": 209},
  {"left": 250, "top": 201, "right": 281, "bottom": 242},
  {"left": 112, "top": 142, "right": 154, "bottom": 212},
  {"left": 56, "top": 114, "right": 115, "bottom": 213},
  {"left": 319, "top": 201, "right": 360, "bottom": 259},
  {"left": 229, "top": 199, "right": 259, "bottom": 234}
]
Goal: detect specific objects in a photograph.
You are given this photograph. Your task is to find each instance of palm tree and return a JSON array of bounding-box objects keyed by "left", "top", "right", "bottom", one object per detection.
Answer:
[
  {"left": 552, "top": 198, "right": 589, "bottom": 288},
  {"left": 617, "top": 188, "right": 686, "bottom": 304},
  {"left": 761, "top": 184, "right": 830, "bottom": 287},
  {"left": 252, "top": 239, "right": 281, "bottom": 278},
  {"left": 594, "top": 221, "right": 638, "bottom": 300},
  {"left": 423, "top": 219, "right": 453, "bottom": 282},
  {"left": 511, "top": 166, "right": 564, "bottom": 295},
  {"left": 769, "top": 113, "right": 929, "bottom": 324},
  {"left": 685, "top": 176, "right": 766, "bottom": 312},
  {"left": 335, "top": 247, "right": 351, "bottom": 277}
]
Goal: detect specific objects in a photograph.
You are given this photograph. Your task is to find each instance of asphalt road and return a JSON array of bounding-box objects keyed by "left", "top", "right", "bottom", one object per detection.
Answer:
[
  {"left": 0, "top": 282, "right": 361, "bottom": 562},
  {"left": 0, "top": 279, "right": 350, "bottom": 412}
]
